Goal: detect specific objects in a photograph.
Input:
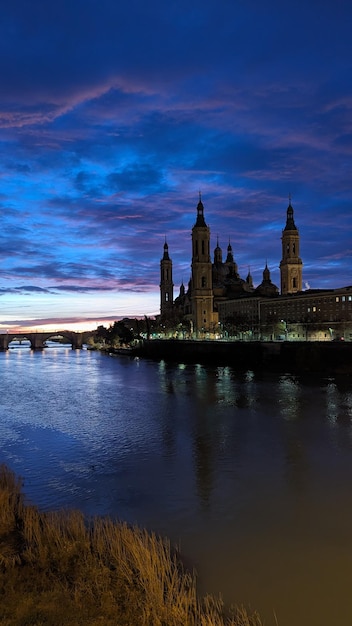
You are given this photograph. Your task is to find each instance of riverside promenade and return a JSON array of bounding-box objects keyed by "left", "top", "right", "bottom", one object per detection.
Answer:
[{"left": 134, "top": 339, "right": 352, "bottom": 375}]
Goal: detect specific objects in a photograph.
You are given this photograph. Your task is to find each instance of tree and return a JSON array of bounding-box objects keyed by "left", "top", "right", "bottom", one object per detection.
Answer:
[
  {"left": 94, "top": 322, "right": 134, "bottom": 347},
  {"left": 95, "top": 325, "right": 109, "bottom": 344},
  {"left": 108, "top": 321, "right": 134, "bottom": 346}
]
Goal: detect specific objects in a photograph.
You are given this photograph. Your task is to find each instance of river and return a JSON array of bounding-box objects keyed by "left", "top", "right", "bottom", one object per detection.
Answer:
[{"left": 1, "top": 343, "right": 352, "bottom": 625}]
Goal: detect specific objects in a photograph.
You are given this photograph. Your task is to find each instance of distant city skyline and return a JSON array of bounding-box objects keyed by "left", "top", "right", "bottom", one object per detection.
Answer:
[{"left": 0, "top": 0, "right": 351, "bottom": 331}]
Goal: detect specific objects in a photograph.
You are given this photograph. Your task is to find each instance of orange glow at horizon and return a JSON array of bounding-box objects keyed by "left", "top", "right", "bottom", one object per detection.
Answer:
[
  {"left": 0, "top": 321, "right": 111, "bottom": 334},
  {"left": 0, "top": 315, "right": 153, "bottom": 335}
]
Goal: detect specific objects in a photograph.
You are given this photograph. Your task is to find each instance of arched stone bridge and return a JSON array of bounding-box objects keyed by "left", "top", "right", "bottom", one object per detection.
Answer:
[{"left": 0, "top": 330, "right": 95, "bottom": 351}]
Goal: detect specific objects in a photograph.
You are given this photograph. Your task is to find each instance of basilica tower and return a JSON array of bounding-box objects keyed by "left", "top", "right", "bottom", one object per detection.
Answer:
[
  {"left": 191, "top": 195, "right": 216, "bottom": 334},
  {"left": 280, "top": 200, "right": 303, "bottom": 294},
  {"left": 160, "top": 240, "right": 174, "bottom": 315}
]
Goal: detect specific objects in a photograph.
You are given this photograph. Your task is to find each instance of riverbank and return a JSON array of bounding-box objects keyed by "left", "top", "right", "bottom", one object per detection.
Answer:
[
  {"left": 0, "top": 464, "right": 264, "bottom": 626},
  {"left": 134, "top": 339, "right": 352, "bottom": 375}
]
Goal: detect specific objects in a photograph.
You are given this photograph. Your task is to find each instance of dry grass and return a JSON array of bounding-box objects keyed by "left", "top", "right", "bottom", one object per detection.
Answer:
[{"left": 0, "top": 464, "right": 266, "bottom": 626}]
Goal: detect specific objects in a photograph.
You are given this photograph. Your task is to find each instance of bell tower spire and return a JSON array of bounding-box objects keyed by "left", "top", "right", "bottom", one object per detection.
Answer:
[
  {"left": 191, "top": 196, "right": 216, "bottom": 335},
  {"left": 279, "top": 198, "right": 303, "bottom": 294},
  {"left": 160, "top": 238, "right": 174, "bottom": 315}
]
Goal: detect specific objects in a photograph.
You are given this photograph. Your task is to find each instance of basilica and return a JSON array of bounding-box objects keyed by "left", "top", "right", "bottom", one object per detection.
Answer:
[{"left": 159, "top": 195, "right": 334, "bottom": 339}]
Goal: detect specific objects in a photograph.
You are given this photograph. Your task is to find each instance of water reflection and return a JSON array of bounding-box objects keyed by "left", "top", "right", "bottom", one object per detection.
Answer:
[{"left": 0, "top": 350, "right": 352, "bottom": 626}]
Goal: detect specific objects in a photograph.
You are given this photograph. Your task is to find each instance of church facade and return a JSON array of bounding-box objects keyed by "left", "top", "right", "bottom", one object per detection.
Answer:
[{"left": 160, "top": 197, "right": 352, "bottom": 341}]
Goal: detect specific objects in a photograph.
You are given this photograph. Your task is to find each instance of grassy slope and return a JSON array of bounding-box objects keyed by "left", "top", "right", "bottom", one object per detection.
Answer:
[{"left": 0, "top": 464, "right": 265, "bottom": 626}]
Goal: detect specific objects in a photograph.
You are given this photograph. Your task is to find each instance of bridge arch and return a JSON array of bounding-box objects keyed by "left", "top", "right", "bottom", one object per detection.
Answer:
[{"left": 7, "top": 335, "right": 31, "bottom": 350}]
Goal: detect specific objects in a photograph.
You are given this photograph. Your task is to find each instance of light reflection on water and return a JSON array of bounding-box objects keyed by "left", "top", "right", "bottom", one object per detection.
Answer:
[{"left": 1, "top": 347, "right": 352, "bottom": 625}]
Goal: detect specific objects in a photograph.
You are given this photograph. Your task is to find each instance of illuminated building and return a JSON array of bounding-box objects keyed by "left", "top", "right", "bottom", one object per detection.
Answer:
[{"left": 160, "top": 197, "right": 352, "bottom": 340}]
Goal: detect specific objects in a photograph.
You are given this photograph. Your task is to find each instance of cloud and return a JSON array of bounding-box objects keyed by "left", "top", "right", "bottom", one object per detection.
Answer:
[
  {"left": 0, "top": 285, "right": 51, "bottom": 296},
  {"left": 0, "top": 0, "right": 350, "bottom": 326}
]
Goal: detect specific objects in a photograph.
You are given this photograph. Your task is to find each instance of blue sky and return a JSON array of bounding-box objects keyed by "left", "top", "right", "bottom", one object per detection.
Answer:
[{"left": 0, "top": 0, "right": 351, "bottom": 330}]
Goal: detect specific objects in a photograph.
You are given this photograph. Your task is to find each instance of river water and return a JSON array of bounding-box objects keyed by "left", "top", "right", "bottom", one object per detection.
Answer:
[{"left": 1, "top": 344, "right": 352, "bottom": 626}]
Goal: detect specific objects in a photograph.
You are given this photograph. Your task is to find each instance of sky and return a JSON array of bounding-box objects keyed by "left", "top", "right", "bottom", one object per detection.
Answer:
[{"left": 0, "top": 0, "right": 351, "bottom": 331}]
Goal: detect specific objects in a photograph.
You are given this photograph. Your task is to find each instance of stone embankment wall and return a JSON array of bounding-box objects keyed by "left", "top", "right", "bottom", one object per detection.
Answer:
[{"left": 135, "top": 340, "right": 352, "bottom": 375}]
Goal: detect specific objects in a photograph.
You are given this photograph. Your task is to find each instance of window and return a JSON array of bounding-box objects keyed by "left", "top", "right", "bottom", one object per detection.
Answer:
[
  {"left": 336, "top": 296, "right": 339, "bottom": 302},
  {"left": 202, "top": 240, "right": 205, "bottom": 255},
  {"left": 201, "top": 277, "right": 206, "bottom": 287}
]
